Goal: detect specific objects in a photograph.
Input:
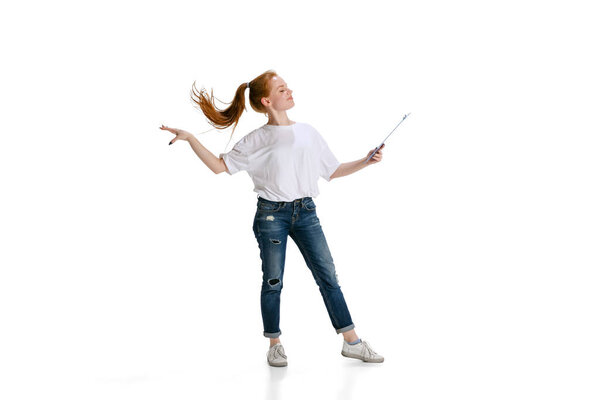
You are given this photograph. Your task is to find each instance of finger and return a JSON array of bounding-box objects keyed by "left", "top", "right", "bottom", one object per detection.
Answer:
[{"left": 160, "top": 125, "right": 179, "bottom": 134}]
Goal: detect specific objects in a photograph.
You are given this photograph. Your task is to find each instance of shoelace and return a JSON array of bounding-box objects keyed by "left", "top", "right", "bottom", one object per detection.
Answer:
[
  {"left": 269, "top": 344, "right": 287, "bottom": 359},
  {"left": 361, "top": 341, "right": 378, "bottom": 359}
]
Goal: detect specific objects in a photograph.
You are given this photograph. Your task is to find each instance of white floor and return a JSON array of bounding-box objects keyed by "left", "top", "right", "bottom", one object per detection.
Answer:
[{"left": 2, "top": 302, "right": 598, "bottom": 400}]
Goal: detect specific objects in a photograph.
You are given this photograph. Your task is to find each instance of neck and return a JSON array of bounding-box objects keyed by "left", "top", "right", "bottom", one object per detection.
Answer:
[{"left": 267, "top": 111, "right": 293, "bottom": 126}]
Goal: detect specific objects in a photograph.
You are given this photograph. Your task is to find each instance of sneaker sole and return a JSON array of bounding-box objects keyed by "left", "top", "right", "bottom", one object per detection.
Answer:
[
  {"left": 268, "top": 360, "right": 288, "bottom": 367},
  {"left": 341, "top": 350, "right": 384, "bottom": 363}
]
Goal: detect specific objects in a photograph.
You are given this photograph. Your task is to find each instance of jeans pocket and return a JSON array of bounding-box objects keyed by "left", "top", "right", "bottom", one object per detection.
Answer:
[
  {"left": 303, "top": 198, "right": 316, "bottom": 211},
  {"left": 258, "top": 201, "right": 281, "bottom": 212}
]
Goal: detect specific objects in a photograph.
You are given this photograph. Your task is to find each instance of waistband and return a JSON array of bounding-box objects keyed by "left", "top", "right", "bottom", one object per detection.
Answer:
[{"left": 258, "top": 195, "right": 312, "bottom": 204}]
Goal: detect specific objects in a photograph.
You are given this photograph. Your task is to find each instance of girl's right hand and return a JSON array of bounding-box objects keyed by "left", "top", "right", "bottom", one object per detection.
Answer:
[{"left": 159, "top": 125, "right": 193, "bottom": 145}]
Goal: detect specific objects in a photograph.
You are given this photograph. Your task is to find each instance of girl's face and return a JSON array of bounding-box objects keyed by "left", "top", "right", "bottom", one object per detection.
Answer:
[{"left": 263, "top": 75, "right": 294, "bottom": 111}]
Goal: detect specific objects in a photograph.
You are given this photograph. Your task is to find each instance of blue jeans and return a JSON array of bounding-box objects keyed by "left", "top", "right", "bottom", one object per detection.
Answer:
[{"left": 253, "top": 195, "right": 355, "bottom": 338}]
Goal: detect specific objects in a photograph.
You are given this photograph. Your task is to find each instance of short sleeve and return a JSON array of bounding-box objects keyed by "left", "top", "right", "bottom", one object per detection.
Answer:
[
  {"left": 317, "top": 132, "right": 341, "bottom": 182},
  {"left": 219, "top": 136, "right": 250, "bottom": 175}
]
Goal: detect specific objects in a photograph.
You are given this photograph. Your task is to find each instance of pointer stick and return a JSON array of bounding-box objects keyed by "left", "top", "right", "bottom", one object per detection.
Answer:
[{"left": 363, "top": 113, "right": 411, "bottom": 164}]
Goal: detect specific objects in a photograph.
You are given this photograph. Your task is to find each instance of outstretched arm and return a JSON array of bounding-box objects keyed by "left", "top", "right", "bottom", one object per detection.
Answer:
[
  {"left": 330, "top": 144, "right": 385, "bottom": 180},
  {"left": 160, "top": 125, "right": 226, "bottom": 174},
  {"left": 187, "top": 135, "right": 228, "bottom": 174}
]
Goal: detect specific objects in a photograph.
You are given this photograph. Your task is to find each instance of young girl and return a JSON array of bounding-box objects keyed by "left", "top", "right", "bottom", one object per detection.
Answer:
[{"left": 160, "top": 69, "right": 385, "bottom": 367}]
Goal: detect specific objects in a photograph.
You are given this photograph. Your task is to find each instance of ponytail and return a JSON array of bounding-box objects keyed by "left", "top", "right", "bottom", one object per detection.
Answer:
[{"left": 190, "top": 69, "right": 279, "bottom": 137}]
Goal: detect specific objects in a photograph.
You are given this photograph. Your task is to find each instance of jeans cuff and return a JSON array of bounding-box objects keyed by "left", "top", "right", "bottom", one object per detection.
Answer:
[
  {"left": 264, "top": 330, "right": 282, "bottom": 338},
  {"left": 336, "top": 323, "right": 355, "bottom": 334}
]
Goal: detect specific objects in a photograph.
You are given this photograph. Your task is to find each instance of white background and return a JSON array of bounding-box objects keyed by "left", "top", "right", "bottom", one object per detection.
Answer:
[{"left": 1, "top": 0, "right": 599, "bottom": 399}]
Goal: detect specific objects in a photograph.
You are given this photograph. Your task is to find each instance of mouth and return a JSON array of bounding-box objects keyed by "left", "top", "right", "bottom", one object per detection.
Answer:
[{"left": 288, "top": 97, "right": 293, "bottom": 101}]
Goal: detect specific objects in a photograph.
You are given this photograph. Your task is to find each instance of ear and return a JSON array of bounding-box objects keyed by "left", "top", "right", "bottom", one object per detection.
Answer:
[{"left": 261, "top": 97, "right": 271, "bottom": 107}]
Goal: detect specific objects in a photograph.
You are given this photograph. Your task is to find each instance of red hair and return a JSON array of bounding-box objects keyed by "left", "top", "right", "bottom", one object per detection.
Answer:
[{"left": 190, "top": 69, "right": 278, "bottom": 136}]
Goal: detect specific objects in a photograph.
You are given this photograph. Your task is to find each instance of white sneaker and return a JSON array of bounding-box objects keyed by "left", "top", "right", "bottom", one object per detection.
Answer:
[
  {"left": 267, "top": 343, "right": 288, "bottom": 367},
  {"left": 341, "top": 340, "right": 384, "bottom": 363}
]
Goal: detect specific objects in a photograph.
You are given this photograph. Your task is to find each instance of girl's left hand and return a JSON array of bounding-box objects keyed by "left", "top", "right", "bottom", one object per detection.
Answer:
[
  {"left": 365, "top": 143, "right": 385, "bottom": 166},
  {"left": 159, "top": 124, "right": 193, "bottom": 145}
]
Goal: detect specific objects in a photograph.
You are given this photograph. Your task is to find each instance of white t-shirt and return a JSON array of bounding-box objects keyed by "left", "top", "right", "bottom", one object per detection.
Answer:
[{"left": 219, "top": 122, "right": 341, "bottom": 202}]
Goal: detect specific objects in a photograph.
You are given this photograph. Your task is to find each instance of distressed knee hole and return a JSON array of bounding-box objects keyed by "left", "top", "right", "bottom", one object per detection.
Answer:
[
  {"left": 270, "top": 239, "right": 281, "bottom": 244},
  {"left": 268, "top": 278, "right": 280, "bottom": 286},
  {"left": 266, "top": 215, "right": 275, "bottom": 221}
]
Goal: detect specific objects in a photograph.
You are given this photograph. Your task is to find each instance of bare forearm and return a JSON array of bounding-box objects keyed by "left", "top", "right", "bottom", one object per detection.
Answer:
[
  {"left": 330, "top": 156, "right": 368, "bottom": 179},
  {"left": 187, "top": 135, "right": 221, "bottom": 173}
]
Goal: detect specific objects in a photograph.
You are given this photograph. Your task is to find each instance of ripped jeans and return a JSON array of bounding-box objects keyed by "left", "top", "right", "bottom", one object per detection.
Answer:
[{"left": 253, "top": 196, "right": 355, "bottom": 338}]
